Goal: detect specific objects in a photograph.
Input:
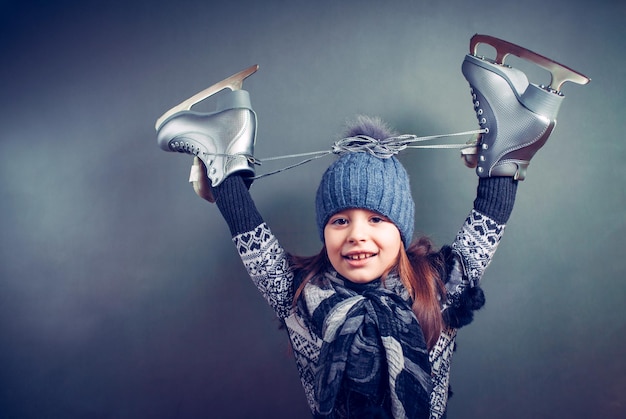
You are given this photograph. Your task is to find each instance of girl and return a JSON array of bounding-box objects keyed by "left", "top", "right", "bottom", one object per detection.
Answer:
[
  {"left": 188, "top": 115, "right": 516, "bottom": 419},
  {"left": 159, "top": 34, "right": 588, "bottom": 418}
]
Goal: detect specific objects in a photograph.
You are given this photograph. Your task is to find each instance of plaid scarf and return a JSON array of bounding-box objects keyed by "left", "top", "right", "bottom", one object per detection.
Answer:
[{"left": 303, "top": 271, "right": 432, "bottom": 418}]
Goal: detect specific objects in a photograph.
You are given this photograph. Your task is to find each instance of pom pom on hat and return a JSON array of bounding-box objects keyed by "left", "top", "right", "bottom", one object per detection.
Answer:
[
  {"left": 343, "top": 115, "right": 397, "bottom": 140},
  {"left": 315, "top": 116, "right": 415, "bottom": 248}
]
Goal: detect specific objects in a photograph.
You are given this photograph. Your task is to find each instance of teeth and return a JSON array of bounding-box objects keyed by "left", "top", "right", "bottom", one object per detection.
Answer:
[{"left": 346, "top": 253, "right": 373, "bottom": 260}]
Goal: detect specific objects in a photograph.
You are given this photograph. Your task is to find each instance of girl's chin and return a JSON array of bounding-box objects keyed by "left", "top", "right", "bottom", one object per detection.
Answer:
[{"left": 339, "top": 272, "right": 380, "bottom": 284}]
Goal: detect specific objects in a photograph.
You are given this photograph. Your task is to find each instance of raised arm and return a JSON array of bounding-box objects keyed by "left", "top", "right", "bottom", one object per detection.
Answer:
[
  {"left": 441, "top": 33, "right": 589, "bottom": 323},
  {"left": 192, "top": 158, "right": 296, "bottom": 320},
  {"left": 453, "top": 177, "right": 517, "bottom": 285}
]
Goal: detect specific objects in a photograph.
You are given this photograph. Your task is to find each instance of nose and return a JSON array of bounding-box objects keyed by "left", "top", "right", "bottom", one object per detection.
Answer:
[{"left": 347, "top": 218, "right": 368, "bottom": 243}]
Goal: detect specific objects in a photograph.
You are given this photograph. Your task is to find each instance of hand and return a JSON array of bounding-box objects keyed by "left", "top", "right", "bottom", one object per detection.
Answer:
[
  {"left": 461, "top": 135, "right": 480, "bottom": 169},
  {"left": 189, "top": 157, "right": 216, "bottom": 203}
]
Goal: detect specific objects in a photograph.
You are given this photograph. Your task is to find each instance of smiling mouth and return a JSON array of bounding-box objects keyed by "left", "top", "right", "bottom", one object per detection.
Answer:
[{"left": 344, "top": 253, "right": 376, "bottom": 260}]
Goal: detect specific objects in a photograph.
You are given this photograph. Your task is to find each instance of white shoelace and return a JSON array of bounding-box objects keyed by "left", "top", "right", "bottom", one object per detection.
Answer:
[{"left": 247, "top": 128, "right": 485, "bottom": 180}]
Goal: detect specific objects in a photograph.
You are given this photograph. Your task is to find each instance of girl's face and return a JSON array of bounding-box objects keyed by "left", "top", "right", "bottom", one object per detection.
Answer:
[{"left": 324, "top": 208, "right": 402, "bottom": 284}]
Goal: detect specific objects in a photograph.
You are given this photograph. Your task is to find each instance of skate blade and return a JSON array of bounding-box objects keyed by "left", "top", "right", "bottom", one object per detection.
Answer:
[
  {"left": 155, "top": 64, "right": 259, "bottom": 131},
  {"left": 469, "top": 34, "right": 589, "bottom": 92}
]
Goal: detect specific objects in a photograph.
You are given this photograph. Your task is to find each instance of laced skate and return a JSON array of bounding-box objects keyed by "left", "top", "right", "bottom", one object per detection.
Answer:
[
  {"left": 156, "top": 65, "right": 259, "bottom": 186},
  {"left": 462, "top": 34, "right": 590, "bottom": 179}
]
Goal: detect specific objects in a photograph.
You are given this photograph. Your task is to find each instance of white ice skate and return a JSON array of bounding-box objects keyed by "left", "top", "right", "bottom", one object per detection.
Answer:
[
  {"left": 156, "top": 65, "right": 259, "bottom": 187},
  {"left": 462, "top": 34, "right": 590, "bottom": 179}
]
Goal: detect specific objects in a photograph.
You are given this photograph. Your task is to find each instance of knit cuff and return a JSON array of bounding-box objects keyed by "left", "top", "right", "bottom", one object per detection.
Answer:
[
  {"left": 214, "top": 176, "right": 264, "bottom": 237},
  {"left": 473, "top": 177, "right": 518, "bottom": 224}
]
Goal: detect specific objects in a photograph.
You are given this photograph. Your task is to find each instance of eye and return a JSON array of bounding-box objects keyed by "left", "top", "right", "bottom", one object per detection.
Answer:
[
  {"left": 329, "top": 217, "right": 349, "bottom": 226},
  {"left": 370, "top": 215, "right": 387, "bottom": 224}
]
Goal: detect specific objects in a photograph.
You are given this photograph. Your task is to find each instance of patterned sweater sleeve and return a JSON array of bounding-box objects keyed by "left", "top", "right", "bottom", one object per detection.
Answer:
[
  {"left": 214, "top": 176, "right": 323, "bottom": 410},
  {"left": 214, "top": 176, "right": 295, "bottom": 319},
  {"left": 441, "top": 176, "right": 518, "bottom": 327}
]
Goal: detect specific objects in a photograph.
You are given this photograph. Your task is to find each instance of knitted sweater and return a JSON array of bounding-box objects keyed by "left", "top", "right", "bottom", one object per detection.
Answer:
[{"left": 214, "top": 176, "right": 517, "bottom": 419}]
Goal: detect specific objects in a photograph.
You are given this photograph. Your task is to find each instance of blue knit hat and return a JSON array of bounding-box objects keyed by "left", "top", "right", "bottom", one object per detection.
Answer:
[{"left": 315, "top": 116, "right": 415, "bottom": 248}]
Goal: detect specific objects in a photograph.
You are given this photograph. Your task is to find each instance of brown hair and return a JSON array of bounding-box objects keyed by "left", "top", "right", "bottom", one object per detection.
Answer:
[{"left": 291, "top": 236, "right": 445, "bottom": 350}]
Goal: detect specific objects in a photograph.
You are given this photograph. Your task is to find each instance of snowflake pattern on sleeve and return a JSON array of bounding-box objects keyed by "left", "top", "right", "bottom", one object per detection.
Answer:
[
  {"left": 452, "top": 209, "right": 505, "bottom": 287},
  {"left": 232, "top": 223, "right": 294, "bottom": 319},
  {"left": 232, "top": 223, "right": 323, "bottom": 412}
]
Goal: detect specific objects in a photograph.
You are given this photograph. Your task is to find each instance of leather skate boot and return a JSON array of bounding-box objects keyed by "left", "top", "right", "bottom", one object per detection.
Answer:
[
  {"left": 156, "top": 65, "right": 258, "bottom": 187},
  {"left": 462, "top": 34, "right": 590, "bottom": 179}
]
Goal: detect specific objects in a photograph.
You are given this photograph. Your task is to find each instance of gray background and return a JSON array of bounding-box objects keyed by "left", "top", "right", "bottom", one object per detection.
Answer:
[{"left": 1, "top": 0, "right": 624, "bottom": 418}]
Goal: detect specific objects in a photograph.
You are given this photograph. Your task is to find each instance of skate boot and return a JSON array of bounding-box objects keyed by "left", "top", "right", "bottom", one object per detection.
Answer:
[
  {"left": 156, "top": 65, "right": 258, "bottom": 187},
  {"left": 462, "top": 34, "right": 590, "bottom": 179}
]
